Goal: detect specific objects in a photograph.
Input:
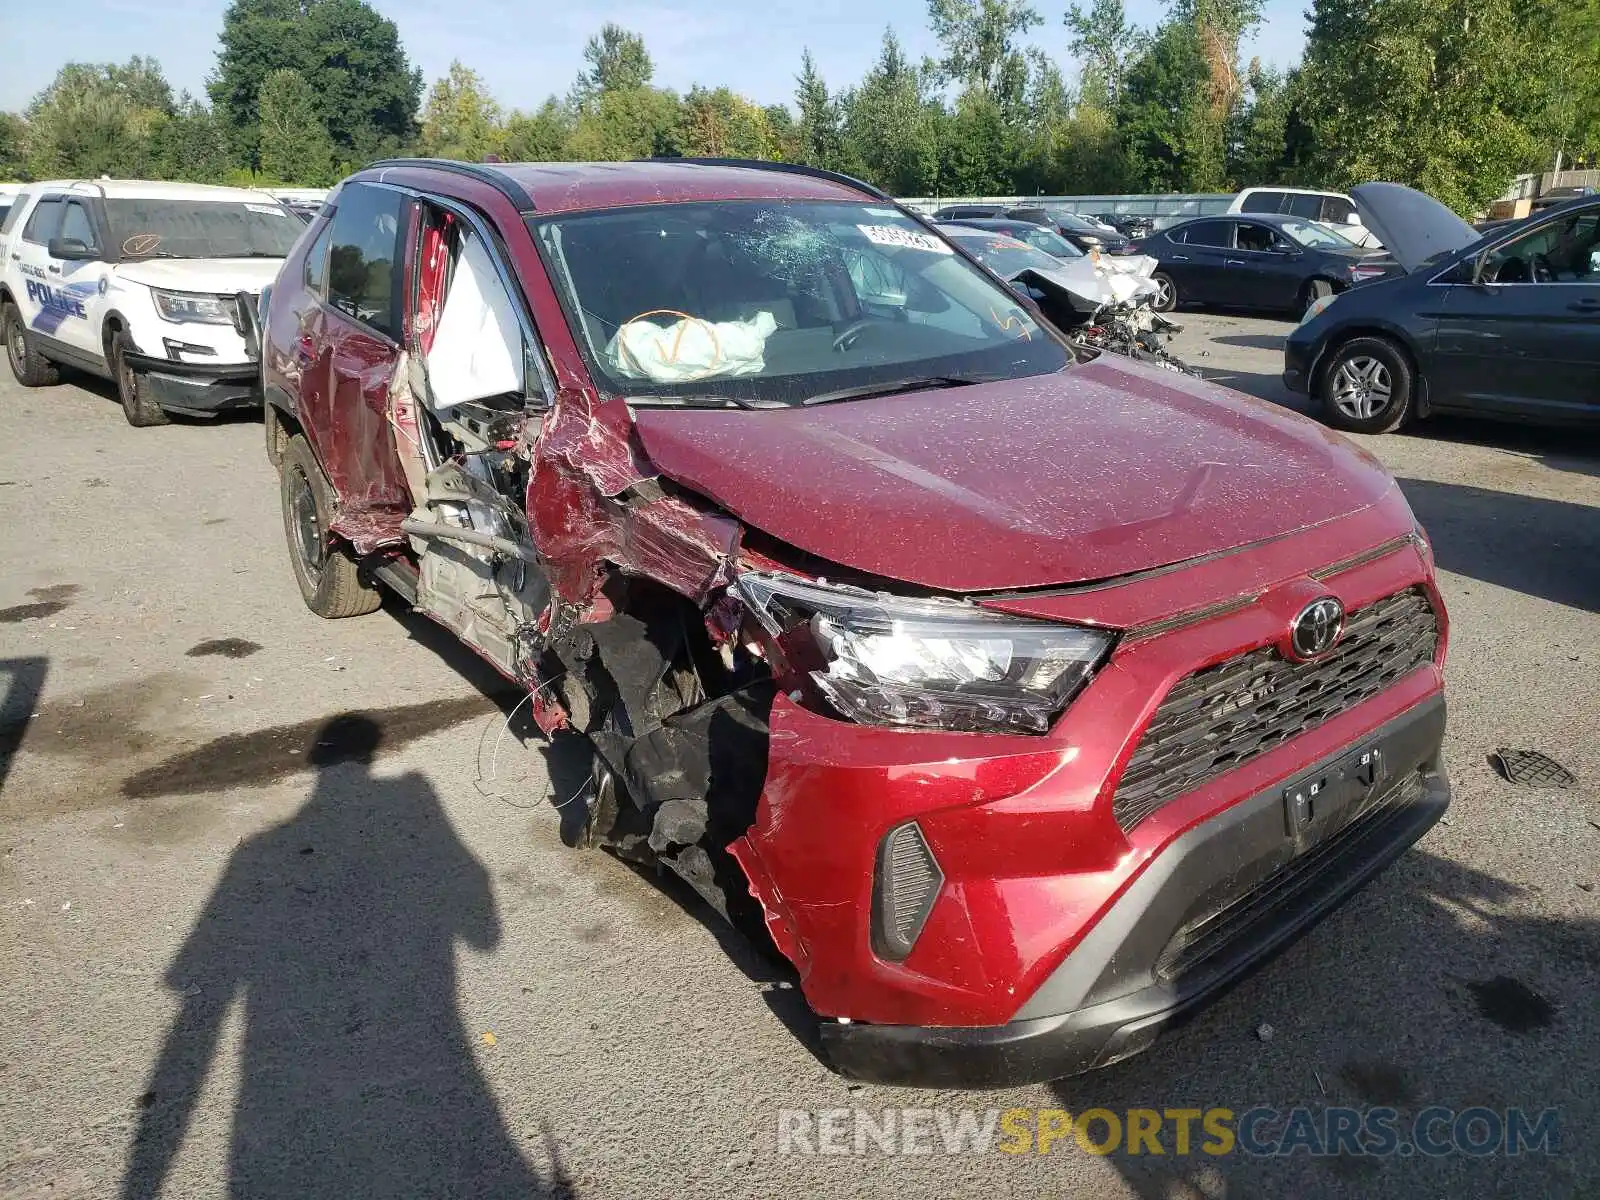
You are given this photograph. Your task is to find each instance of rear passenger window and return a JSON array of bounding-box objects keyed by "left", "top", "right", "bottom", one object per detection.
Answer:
[
  {"left": 1285, "top": 194, "right": 1324, "bottom": 219},
  {"left": 326, "top": 184, "right": 406, "bottom": 339},
  {"left": 23, "top": 198, "right": 65, "bottom": 244},
  {"left": 1240, "top": 192, "right": 1282, "bottom": 214},
  {"left": 1321, "top": 196, "right": 1357, "bottom": 224},
  {"left": 1183, "top": 220, "right": 1234, "bottom": 248}
]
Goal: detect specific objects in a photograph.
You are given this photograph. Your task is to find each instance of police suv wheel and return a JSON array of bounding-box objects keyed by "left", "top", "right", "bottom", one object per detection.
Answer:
[
  {"left": 3, "top": 301, "right": 61, "bottom": 388},
  {"left": 111, "top": 331, "right": 169, "bottom": 427}
]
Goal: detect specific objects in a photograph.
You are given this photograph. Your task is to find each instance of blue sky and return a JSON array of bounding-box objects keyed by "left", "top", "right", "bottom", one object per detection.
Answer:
[{"left": 0, "top": 0, "right": 1311, "bottom": 115}]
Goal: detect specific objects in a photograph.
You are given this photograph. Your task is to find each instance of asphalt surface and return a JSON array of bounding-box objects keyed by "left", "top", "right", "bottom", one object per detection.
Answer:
[{"left": 2, "top": 315, "right": 1597, "bottom": 1199}]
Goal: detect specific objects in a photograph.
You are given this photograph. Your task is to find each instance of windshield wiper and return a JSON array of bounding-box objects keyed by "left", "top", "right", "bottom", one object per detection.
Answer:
[
  {"left": 801, "top": 374, "right": 997, "bottom": 407},
  {"left": 628, "top": 393, "right": 785, "bottom": 410}
]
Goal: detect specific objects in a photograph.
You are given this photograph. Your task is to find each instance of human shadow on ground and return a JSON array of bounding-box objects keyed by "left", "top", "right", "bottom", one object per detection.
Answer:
[{"left": 122, "top": 714, "right": 574, "bottom": 1199}]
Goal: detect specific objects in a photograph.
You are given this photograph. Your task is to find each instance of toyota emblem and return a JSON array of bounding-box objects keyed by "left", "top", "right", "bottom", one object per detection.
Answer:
[{"left": 1289, "top": 597, "right": 1344, "bottom": 660}]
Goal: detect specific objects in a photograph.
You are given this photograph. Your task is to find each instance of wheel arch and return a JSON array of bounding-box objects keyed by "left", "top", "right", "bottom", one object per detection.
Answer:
[{"left": 1312, "top": 324, "right": 1429, "bottom": 415}]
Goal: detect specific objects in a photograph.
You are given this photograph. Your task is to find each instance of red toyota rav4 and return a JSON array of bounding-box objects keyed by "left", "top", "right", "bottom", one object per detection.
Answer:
[{"left": 258, "top": 158, "right": 1449, "bottom": 1088}]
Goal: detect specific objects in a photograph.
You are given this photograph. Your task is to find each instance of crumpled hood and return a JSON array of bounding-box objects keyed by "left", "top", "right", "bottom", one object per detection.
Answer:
[
  {"left": 114, "top": 258, "right": 283, "bottom": 294},
  {"left": 1015, "top": 256, "right": 1160, "bottom": 312},
  {"left": 1351, "top": 182, "right": 1479, "bottom": 272},
  {"left": 633, "top": 358, "right": 1399, "bottom": 592}
]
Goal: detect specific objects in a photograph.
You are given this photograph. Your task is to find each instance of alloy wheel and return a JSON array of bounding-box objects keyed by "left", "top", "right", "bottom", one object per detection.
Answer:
[
  {"left": 1330, "top": 355, "right": 1392, "bottom": 420},
  {"left": 1154, "top": 277, "right": 1174, "bottom": 309}
]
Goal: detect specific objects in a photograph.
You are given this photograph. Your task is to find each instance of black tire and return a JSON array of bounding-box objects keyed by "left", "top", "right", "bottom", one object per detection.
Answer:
[
  {"left": 264, "top": 402, "right": 288, "bottom": 470},
  {"left": 1319, "top": 336, "right": 1415, "bottom": 435},
  {"left": 1300, "top": 277, "right": 1334, "bottom": 317},
  {"left": 1151, "top": 272, "right": 1178, "bottom": 312},
  {"left": 279, "top": 434, "right": 382, "bottom": 618},
  {"left": 3, "top": 301, "right": 61, "bottom": 387},
  {"left": 110, "top": 330, "right": 169, "bottom": 427}
]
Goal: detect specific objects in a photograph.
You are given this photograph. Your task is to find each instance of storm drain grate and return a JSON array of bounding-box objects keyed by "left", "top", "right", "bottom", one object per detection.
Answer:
[{"left": 1489, "top": 749, "right": 1576, "bottom": 789}]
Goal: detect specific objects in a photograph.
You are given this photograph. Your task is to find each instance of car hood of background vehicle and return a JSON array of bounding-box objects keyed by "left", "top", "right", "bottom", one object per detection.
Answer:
[
  {"left": 1351, "top": 182, "right": 1480, "bottom": 273},
  {"left": 115, "top": 258, "right": 284, "bottom": 293},
  {"left": 633, "top": 359, "right": 1398, "bottom": 592}
]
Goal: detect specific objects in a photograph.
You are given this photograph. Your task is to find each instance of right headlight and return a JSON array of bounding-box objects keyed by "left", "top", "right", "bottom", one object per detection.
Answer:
[{"left": 735, "top": 572, "right": 1115, "bottom": 734}]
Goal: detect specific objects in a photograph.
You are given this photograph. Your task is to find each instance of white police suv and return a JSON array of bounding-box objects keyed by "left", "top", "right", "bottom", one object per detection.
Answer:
[{"left": 0, "top": 180, "right": 302, "bottom": 426}]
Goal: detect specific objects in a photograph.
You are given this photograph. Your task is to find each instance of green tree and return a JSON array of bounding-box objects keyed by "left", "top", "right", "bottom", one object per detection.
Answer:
[
  {"left": 677, "top": 87, "right": 779, "bottom": 159},
  {"left": 0, "top": 113, "right": 31, "bottom": 180},
  {"left": 23, "top": 60, "right": 173, "bottom": 178},
  {"left": 566, "top": 87, "right": 681, "bottom": 160},
  {"left": 500, "top": 99, "right": 572, "bottom": 161},
  {"left": 258, "top": 68, "right": 334, "bottom": 183},
  {"left": 940, "top": 86, "right": 1015, "bottom": 193},
  {"left": 795, "top": 50, "right": 843, "bottom": 169},
  {"left": 1118, "top": 18, "right": 1224, "bottom": 190},
  {"left": 926, "top": 0, "right": 1040, "bottom": 106},
  {"left": 419, "top": 61, "right": 503, "bottom": 161},
  {"left": 1064, "top": 0, "right": 1140, "bottom": 108},
  {"left": 152, "top": 94, "right": 232, "bottom": 183},
  {"left": 1228, "top": 60, "right": 1293, "bottom": 186},
  {"left": 1295, "top": 0, "right": 1550, "bottom": 213},
  {"left": 571, "top": 24, "right": 654, "bottom": 110},
  {"left": 838, "top": 30, "right": 940, "bottom": 194},
  {"left": 210, "top": 0, "right": 420, "bottom": 168}
]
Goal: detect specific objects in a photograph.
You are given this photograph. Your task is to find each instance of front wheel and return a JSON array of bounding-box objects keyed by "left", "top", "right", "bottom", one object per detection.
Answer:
[
  {"left": 1300, "top": 278, "right": 1334, "bottom": 317},
  {"left": 111, "top": 331, "right": 169, "bottom": 427},
  {"left": 1150, "top": 273, "right": 1177, "bottom": 312},
  {"left": 279, "top": 434, "right": 382, "bottom": 618},
  {"left": 1319, "top": 337, "right": 1415, "bottom": 435}
]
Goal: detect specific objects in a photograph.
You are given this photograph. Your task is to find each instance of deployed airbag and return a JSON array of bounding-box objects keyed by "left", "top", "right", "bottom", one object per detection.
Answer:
[
  {"left": 608, "top": 311, "right": 778, "bottom": 383},
  {"left": 426, "top": 230, "right": 525, "bottom": 411}
]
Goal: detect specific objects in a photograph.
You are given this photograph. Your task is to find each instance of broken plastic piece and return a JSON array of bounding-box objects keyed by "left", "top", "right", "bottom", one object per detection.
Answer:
[{"left": 1489, "top": 749, "right": 1576, "bottom": 789}]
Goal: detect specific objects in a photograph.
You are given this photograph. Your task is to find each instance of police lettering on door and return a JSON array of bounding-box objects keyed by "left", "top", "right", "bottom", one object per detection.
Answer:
[{"left": 25, "top": 278, "right": 88, "bottom": 319}]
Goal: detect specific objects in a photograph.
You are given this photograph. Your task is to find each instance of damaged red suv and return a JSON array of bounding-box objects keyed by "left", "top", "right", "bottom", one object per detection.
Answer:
[{"left": 259, "top": 158, "right": 1449, "bottom": 1088}]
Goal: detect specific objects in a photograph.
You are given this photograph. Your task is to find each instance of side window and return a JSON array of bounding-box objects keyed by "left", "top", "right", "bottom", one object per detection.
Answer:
[
  {"left": 0, "top": 198, "right": 25, "bottom": 236},
  {"left": 325, "top": 184, "right": 406, "bottom": 338},
  {"left": 59, "top": 202, "right": 98, "bottom": 251},
  {"left": 1239, "top": 191, "right": 1281, "bottom": 214},
  {"left": 1235, "top": 223, "right": 1277, "bottom": 253},
  {"left": 1321, "top": 196, "right": 1357, "bottom": 225},
  {"left": 23, "top": 197, "right": 65, "bottom": 244},
  {"left": 303, "top": 220, "right": 332, "bottom": 295},
  {"left": 1482, "top": 210, "right": 1600, "bottom": 283},
  {"left": 1184, "top": 220, "right": 1234, "bottom": 248},
  {"left": 1285, "top": 194, "right": 1324, "bottom": 219}
]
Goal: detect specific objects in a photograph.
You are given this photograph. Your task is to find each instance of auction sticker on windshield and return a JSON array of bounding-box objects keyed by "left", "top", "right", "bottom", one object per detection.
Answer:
[{"left": 858, "top": 225, "right": 953, "bottom": 254}]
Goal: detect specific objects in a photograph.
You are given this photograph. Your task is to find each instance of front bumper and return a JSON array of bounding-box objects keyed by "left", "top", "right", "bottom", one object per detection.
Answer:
[
  {"left": 1282, "top": 329, "right": 1317, "bottom": 394},
  {"left": 123, "top": 352, "right": 261, "bottom": 416},
  {"left": 821, "top": 696, "right": 1448, "bottom": 1088}
]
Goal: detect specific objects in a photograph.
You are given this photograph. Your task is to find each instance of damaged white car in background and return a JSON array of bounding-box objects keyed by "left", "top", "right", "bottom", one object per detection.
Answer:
[{"left": 940, "top": 226, "right": 1200, "bottom": 377}]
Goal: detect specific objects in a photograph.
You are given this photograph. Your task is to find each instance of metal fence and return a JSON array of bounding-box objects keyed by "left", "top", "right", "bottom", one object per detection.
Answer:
[{"left": 898, "top": 193, "right": 1236, "bottom": 229}]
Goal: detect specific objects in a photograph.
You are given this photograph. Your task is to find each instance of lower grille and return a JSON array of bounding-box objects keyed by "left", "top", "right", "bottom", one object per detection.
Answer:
[
  {"left": 1154, "top": 769, "right": 1426, "bottom": 981},
  {"left": 1112, "top": 588, "right": 1438, "bottom": 831}
]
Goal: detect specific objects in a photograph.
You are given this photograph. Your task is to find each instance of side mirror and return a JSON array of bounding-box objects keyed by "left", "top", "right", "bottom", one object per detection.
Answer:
[{"left": 48, "top": 237, "right": 97, "bottom": 261}]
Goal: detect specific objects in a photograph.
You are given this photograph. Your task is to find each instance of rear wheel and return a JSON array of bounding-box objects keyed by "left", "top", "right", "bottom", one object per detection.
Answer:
[
  {"left": 3, "top": 301, "right": 60, "bottom": 387},
  {"left": 1151, "top": 272, "right": 1178, "bottom": 312},
  {"left": 1319, "top": 336, "right": 1415, "bottom": 435},
  {"left": 111, "top": 330, "right": 169, "bottom": 427},
  {"left": 279, "top": 434, "right": 382, "bottom": 618},
  {"left": 1300, "top": 277, "right": 1334, "bottom": 317}
]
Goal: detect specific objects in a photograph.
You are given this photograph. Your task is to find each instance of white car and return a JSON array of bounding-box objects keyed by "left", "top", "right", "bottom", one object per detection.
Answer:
[
  {"left": 0, "top": 180, "right": 303, "bottom": 426},
  {"left": 1229, "top": 186, "right": 1381, "bottom": 248}
]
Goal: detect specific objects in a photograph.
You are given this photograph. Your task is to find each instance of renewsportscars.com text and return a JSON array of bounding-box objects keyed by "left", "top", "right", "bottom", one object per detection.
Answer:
[{"left": 777, "top": 1106, "right": 1560, "bottom": 1158}]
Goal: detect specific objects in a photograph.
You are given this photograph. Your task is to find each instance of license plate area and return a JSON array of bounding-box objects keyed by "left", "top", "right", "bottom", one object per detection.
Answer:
[{"left": 1282, "top": 741, "right": 1389, "bottom": 852}]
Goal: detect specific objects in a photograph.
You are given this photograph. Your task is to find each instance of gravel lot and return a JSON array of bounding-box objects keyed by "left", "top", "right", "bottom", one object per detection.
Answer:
[{"left": 2, "top": 312, "right": 1597, "bottom": 1199}]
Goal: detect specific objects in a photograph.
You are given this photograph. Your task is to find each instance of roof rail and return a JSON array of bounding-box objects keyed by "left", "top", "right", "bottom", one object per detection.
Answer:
[
  {"left": 644, "top": 157, "right": 895, "bottom": 203},
  {"left": 364, "top": 158, "right": 535, "bottom": 213}
]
